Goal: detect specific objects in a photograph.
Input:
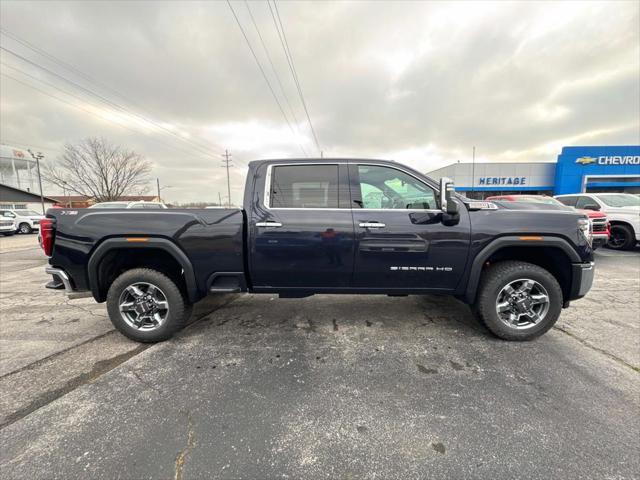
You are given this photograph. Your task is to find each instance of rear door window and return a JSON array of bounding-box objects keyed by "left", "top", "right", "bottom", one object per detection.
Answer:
[{"left": 269, "top": 165, "right": 339, "bottom": 208}]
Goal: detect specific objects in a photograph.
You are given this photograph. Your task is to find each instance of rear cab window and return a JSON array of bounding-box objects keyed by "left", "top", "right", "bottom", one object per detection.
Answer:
[{"left": 268, "top": 164, "right": 340, "bottom": 209}]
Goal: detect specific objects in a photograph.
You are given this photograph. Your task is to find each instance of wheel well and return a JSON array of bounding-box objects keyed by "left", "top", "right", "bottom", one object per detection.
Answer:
[
  {"left": 609, "top": 220, "right": 635, "bottom": 234},
  {"left": 95, "top": 248, "right": 186, "bottom": 301},
  {"left": 483, "top": 246, "right": 572, "bottom": 301}
]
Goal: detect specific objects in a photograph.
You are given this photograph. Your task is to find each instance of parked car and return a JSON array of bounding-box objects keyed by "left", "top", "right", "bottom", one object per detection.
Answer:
[
  {"left": 555, "top": 193, "right": 640, "bottom": 250},
  {"left": 0, "top": 210, "right": 16, "bottom": 236},
  {"left": 41, "top": 158, "right": 594, "bottom": 343},
  {"left": 486, "top": 195, "right": 610, "bottom": 249},
  {"left": 89, "top": 201, "right": 168, "bottom": 209},
  {"left": 0, "top": 209, "right": 45, "bottom": 234}
]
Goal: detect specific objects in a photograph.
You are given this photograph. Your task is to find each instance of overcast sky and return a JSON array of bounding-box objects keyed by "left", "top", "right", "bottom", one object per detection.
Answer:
[{"left": 1, "top": 0, "right": 639, "bottom": 204}]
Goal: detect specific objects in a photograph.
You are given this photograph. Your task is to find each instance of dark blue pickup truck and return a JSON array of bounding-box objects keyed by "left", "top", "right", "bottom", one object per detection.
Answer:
[{"left": 41, "top": 158, "right": 594, "bottom": 342}]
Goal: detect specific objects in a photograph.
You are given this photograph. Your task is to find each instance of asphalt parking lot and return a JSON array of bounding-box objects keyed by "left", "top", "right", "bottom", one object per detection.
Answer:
[{"left": 0, "top": 235, "right": 638, "bottom": 479}]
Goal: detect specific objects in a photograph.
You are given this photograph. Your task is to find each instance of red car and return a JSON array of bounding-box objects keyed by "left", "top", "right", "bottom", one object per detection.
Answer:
[{"left": 486, "top": 195, "right": 610, "bottom": 249}]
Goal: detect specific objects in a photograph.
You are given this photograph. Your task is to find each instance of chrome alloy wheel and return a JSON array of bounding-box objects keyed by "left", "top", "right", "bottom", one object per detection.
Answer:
[
  {"left": 495, "top": 278, "right": 550, "bottom": 330},
  {"left": 118, "top": 282, "right": 169, "bottom": 331}
]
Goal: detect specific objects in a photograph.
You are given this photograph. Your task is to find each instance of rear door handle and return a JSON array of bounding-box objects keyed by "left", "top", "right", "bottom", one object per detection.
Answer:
[
  {"left": 359, "top": 222, "right": 386, "bottom": 228},
  {"left": 256, "top": 221, "right": 282, "bottom": 228}
]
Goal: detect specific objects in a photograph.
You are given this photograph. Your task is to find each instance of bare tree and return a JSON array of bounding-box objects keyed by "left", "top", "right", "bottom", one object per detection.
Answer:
[{"left": 45, "top": 137, "right": 152, "bottom": 202}]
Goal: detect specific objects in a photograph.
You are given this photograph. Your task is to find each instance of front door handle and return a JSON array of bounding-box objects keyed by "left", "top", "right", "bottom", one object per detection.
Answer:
[
  {"left": 256, "top": 221, "right": 282, "bottom": 228},
  {"left": 359, "top": 222, "right": 386, "bottom": 228}
]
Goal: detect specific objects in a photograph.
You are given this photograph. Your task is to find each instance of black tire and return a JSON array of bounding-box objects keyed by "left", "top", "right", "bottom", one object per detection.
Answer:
[
  {"left": 607, "top": 224, "right": 635, "bottom": 251},
  {"left": 475, "top": 261, "right": 563, "bottom": 341},
  {"left": 106, "top": 268, "right": 188, "bottom": 342},
  {"left": 18, "top": 223, "right": 32, "bottom": 234}
]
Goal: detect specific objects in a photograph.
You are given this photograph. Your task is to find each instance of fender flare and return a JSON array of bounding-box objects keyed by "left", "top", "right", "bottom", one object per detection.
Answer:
[
  {"left": 463, "top": 236, "right": 581, "bottom": 304},
  {"left": 87, "top": 237, "right": 199, "bottom": 303}
]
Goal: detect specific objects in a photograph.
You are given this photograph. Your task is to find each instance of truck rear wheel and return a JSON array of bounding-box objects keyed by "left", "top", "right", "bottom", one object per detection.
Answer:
[
  {"left": 106, "top": 268, "right": 189, "bottom": 342},
  {"left": 475, "top": 261, "right": 563, "bottom": 341}
]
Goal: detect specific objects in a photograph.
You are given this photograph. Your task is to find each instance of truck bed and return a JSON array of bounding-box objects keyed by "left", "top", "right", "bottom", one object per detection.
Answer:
[{"left": 48, "top": 208, "right": 245, "bottom": 299}]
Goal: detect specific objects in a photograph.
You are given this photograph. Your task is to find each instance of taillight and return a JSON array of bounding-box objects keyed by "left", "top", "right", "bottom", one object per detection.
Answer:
[{"left": 40, "top": 218, "right": 54, "bottom": 257}]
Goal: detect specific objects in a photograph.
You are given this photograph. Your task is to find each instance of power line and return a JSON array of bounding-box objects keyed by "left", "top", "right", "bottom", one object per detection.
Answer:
[
  {"left": 0, "top": 45, "right": 225, "bottom": 160},
  {"left": 0, "top": 30, "right": 227, "bottom": 158},
  {"left": 226, "top": 0, "right": 308, "bottom": 157},
  {"left": 269, "top": 0, "right": 321, "bottom": 155},
  {"left": 0, "top": 71, "right": 225, "bottom": 163},
  {"left": 244, "top": 0, "right": 307, "bottom": 157}
]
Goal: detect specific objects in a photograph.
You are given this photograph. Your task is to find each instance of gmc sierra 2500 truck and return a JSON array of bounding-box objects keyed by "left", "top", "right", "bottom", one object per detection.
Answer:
[{"left": 41, "top": 159, "right": 594, "bottom": 342}]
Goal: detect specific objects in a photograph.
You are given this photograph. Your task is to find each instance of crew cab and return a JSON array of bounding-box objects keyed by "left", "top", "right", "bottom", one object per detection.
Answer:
[
  {"left": 41, "top": 159, "right": 594, "bottom": 343},
  {"left": 486, "top": 195, "right": 610, "bottom": 249},
  {"left": 555, "top": 193, "right": 640, "bottom": 250}
]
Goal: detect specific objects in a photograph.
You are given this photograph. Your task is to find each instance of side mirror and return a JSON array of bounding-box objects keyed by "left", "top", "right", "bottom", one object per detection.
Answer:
[
  {"left": 583, "top": 203, "right": 600, "bottom": 211},
  {"left": 439, "top": 177, "right": 459, "bottom": 215}
]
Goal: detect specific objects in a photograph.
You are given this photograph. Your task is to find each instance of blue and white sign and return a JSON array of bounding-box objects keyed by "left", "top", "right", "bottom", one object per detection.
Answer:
[
  {"left": 478, "top": 177, "right": 527, "bottom": 186},
  {"left": 554, "top": 146, "right": 640, "bottom": 194}
]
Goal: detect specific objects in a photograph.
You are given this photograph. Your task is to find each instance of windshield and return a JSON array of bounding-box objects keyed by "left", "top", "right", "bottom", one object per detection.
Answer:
[
  {"left": 596, "top": 194, "right": 640, "bottom": 207},
  {"left": 89, "top": 202, "right": 129, "bottom": 208},
  {"left": 15, "top": 210, "right": 41, "bottom": 216}
]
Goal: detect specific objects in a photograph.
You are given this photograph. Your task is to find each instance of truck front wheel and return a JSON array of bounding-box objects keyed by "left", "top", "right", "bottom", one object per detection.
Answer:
[
  {"left": 475, "top": 261, "right": 563, "bottom": 341},
  {"left": 106, "top": 268, "right": 190, "bottom": 342},
  {"left": 607, "top": 224, "right": 635, "bottom": 250}
]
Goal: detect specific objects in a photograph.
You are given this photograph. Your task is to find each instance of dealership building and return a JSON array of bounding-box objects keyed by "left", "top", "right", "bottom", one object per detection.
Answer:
[{"left": 427, "top": 145, "right": 640, "bottom": 199}]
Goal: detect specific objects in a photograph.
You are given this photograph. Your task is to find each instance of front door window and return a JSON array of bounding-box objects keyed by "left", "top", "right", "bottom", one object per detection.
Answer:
[{"left": 356, "top": 165, "right": 437, "bottom": 210}]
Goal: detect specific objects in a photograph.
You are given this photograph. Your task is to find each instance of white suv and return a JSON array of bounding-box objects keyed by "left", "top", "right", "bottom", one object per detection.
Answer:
[
  {"left": 0, "top": 210, "right": 17, "bottom": 236},
  {"left": 4, "top": 209, "right": 44, "bottom": 234},
  {"left": 555, "top": 193, "right": 640, "bottom": 250},
  {"left": 89, "top": 201, "right": 168, "bottom": 209}
]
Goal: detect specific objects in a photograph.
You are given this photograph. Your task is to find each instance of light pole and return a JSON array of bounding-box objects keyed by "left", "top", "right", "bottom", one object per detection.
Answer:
[
  {"left": 156, "top": 178, "right": 172, "bottom": 203},
  {"left": 27, "top": 149, "right": 46, "bottom": 214}
]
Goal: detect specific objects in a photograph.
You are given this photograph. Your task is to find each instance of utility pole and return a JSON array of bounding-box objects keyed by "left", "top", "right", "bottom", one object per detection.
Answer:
[
  {"left": 27, "top": 149, "right": 46, "bottom": 214},
  {"left": 218, "top": 192, "right": 222, "bottom": 206},
  {"left": 471, "top": 146, "right": 476, "bottom": 197},
  {"left": 156, "top": 178, "right": 161, "bottom": 202},
  {"left": 221, "top": 150, "right": 232, "bottom": 207}
]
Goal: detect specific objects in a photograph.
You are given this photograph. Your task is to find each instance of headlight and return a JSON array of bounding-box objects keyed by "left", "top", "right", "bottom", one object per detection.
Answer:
[{"left": 578, "top": 217, "right": 590, "bottom": 240}]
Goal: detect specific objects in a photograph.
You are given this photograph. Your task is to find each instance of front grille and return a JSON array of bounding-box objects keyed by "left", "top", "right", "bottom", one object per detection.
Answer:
[
  {"left": 0, "top": 221, "right": 13, "bottom": 227},
  {"left": 591, "top": 219, "right": 607, "bottom": 233}
]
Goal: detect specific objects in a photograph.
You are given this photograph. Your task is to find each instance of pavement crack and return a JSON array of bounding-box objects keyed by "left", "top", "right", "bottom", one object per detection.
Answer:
[
  {"left": 129, "top": 369, "right": 162, "bottom": 394},
  {"left": 553, "top": 325, "right": 639, "bottom": 373},
  {"left": 175, "top": 410, "right": 196, "bottom": 480},
  {"left": 63, "top": 298, "right": 108, "bottom": 318},
  {"left": 0, "top": 344, "right": 148, "bottom": 430}
]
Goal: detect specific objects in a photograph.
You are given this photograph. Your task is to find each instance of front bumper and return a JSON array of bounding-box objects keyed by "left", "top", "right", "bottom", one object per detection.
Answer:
[
  {"left": 45, "top": 267, "right": 92, "bottom": 299},
  {"left": 591, "top": 233, "right": 609, "bottom": 248},
  {"left": 569, "top": 262, "right": 595, "bottom": 301}
]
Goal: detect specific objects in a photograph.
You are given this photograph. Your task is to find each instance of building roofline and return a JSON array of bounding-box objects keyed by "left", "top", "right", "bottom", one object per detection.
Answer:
[{"left": 0, "top": 183, "right": 58, "bottom": 202}]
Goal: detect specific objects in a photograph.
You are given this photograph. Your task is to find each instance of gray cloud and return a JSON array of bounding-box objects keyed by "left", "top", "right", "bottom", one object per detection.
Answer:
[{"left": 1, "top": 0, "right": 638, "bottom": 203}]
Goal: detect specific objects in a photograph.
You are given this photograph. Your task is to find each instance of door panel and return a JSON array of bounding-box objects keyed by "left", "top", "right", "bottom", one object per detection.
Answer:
[
  {"left": 250, "top": 164, "right": 355, "bottom": 289},
  {"left": 350, "top": 164, "right": 470, "bottom": 291}
]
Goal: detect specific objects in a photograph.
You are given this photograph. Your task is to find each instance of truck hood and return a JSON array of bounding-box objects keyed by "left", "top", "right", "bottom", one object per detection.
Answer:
[{"left": 604, "top": 206, "right": 640, "bottom": 215}]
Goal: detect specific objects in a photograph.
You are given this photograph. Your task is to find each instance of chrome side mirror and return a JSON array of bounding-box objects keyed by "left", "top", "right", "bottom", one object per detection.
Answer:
[{"left": 439, "top": 177, "right": 459, "bottom": 215}]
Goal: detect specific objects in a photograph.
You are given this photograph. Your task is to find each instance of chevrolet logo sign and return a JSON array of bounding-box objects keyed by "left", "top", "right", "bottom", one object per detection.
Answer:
[{"left": 575, "top": 156, "right": 597, "bottom": 165}]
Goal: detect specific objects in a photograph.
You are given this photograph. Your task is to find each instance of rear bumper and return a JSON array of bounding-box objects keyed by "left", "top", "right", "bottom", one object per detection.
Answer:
[
  {"left": 569, "top": 262, "right": 595, "bottom": 301},
  {"left": 45, "top": 267, "right": 92, "bottom": 299}
]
